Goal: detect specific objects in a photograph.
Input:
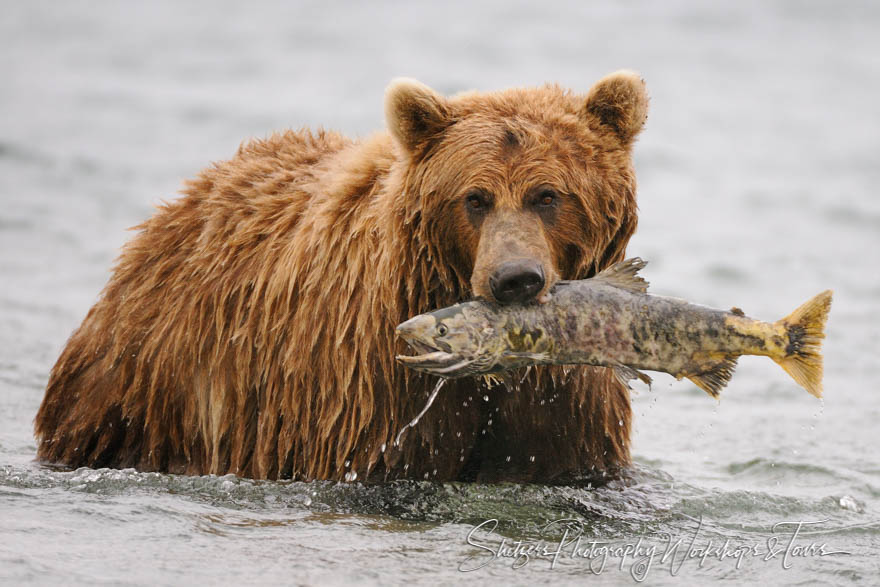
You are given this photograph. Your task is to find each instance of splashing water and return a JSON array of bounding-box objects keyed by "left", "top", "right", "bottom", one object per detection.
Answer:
[{"left": 394, "top": 378, "right": 447, "bottom": 447}]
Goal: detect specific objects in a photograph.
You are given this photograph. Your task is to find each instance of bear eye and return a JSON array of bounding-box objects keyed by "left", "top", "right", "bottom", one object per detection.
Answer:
[
  {"left": 466, "top": 193, "right": 484, "bottom": 210},
  {"left": 538, "top": 189, "right": 557, "bottom": 207},
  {"left": 436, "top": 323, "right": 448, "bottom": 336}
]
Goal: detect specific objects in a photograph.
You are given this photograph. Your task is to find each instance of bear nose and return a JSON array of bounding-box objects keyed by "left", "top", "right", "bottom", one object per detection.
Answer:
[{"left": 489, "top": 260, "right": 545, "bottom": 304}]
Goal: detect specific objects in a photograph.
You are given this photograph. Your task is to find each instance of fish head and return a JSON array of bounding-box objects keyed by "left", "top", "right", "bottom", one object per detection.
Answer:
[{"left": 395, "top": 304, "right": 503, "bottom": 377}]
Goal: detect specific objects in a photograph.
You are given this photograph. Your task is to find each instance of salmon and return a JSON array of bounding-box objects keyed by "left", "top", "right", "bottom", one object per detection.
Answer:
[{"left": 395, "top": 258, "right": 832, "bottom": 398}]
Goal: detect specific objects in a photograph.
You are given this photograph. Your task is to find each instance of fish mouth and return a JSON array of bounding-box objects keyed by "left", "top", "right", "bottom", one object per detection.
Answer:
[
  {"left": 401, "top": 338, "right": 441, "bottom": 355},
  {"left": 396, "top": 346, "right": 478, "bottom": 378},
  {"left": 396, "top": 338, "right": 480, "bottom": 378}
]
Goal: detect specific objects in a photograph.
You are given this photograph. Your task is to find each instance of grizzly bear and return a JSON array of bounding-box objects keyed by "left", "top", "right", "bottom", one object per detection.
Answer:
[{"left": 35, "top": 71, "right": 649, "bottom": 483}]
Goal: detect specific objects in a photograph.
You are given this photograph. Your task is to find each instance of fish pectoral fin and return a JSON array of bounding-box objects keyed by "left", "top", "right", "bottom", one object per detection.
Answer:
[
  {"left": 611, "top": 364, "right": 653, "bottom": 390},
  {"left": 592, "top": 257, "right": 649, "bottom": 293},
  {"left": 480, "top": 374, "right": 504, "bottom": 389},
  {"left": 500, "top": 372, "right": 517, "bottom": 392},
  {"left": 685, "top": 356, "right": 738, "bottom": 399}
]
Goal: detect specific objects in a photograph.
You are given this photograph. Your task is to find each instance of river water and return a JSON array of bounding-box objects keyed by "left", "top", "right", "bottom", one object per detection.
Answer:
[{"left": 2, "top": 1, "right": 879, "bottom": 584}]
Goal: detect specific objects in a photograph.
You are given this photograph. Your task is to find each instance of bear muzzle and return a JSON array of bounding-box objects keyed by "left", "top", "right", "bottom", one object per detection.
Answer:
[{"left": 489, "top": 260, "right": 545, "bottom": 304}]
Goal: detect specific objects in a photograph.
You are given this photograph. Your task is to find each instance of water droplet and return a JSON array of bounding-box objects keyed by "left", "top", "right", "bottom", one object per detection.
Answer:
[
  {"left": 487, "top": 419, "right": 493, "bottom": 426},
  {"left": 394, "top": 378, "right": 446, "bottom": 447},
  {"left": 483, "top": 395, "right": 489, "bottom": 402},
  {"left": 618, "top": 419, "right": 623, "bottom": 426},
  {"left": 456, "top": 432, "right": 461, "bottom": 438},
  {"left": 344, "top": 470, "right": 357, "bottom": 482},
  {"left": 380, "top": 443, "right": 386, "bottom": 453},
  {"left": 505, "top": 456, "right": 511, "bottom": 462},
  {"left": 529, "top": 456, "right": 535, "bottom": 462},
  {"left": 344, "top": 460, "right": 350, "bottom": 467}
]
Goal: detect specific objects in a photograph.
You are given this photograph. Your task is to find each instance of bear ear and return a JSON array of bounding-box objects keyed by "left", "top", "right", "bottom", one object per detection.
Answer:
[
  {"left": 385, "top": 78, "right": 452, "bottom": 153},
  {"left": 583, "top": 70, "right": 649, "bottom": 146}
]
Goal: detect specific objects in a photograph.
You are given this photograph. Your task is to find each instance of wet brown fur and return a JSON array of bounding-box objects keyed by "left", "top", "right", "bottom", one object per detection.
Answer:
[{"left": 36, "top": 71, "right": 648, "bottom": 482}]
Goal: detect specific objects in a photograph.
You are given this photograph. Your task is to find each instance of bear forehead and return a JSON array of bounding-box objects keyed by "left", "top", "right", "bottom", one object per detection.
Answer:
[
  {"left": 440, "top": 113, "right": 593, "bottom": 154},
  {"left": 449, "top": 84, "right": 583, "bottom": 119},
  {"left": 425, "top": 110, "right": 598, "bottom": 182},
  {"left": 440, "top": 86, "right": 600, "bottom": 154}
]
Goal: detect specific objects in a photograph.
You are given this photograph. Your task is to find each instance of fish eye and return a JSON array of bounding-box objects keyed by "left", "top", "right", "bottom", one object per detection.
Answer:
[{"left": 436, "top": 323, "right": 448, "bottom": 336}]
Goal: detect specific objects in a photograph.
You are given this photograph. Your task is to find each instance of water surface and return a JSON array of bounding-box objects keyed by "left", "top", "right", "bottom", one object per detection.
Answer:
[{"left": 2, "top": 1, "right": 879, "bottom": 584}]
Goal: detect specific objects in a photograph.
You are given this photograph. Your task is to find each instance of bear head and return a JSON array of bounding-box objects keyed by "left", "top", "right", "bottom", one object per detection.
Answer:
[{"left": 385, "top": 71, "right": 648, "bottom": 304}]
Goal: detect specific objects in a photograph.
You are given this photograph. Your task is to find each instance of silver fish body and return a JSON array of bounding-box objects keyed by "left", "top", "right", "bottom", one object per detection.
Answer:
[{"left": 396, "top": 258, "right": 832, "bottom": 398}]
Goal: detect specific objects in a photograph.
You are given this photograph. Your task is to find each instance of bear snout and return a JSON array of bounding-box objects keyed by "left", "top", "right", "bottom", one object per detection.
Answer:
[
  {"left": 489, "top": 260, "right": 545, "bottom": 304},
  {"left": 469, "top": 208, "right": 557, "bottom": 304}
]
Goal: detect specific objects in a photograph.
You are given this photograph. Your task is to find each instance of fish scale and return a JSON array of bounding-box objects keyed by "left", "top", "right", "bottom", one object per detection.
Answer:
[{"left": 396, "top": 258, "right": 832, "bottom": 399}]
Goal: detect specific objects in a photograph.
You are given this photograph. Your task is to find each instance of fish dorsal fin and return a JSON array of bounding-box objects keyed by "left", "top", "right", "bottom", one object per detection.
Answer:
[
  {"left": 592, "top": 257, "right": 649, "bottom": 293},
  {"left": 686, "top": 356, "right": 738, "bottom": 399}
]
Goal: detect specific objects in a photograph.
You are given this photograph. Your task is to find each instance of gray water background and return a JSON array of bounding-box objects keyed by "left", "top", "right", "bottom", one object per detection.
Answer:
[{"left": 2, "top": 0, "right": 879, "bottom": 584}]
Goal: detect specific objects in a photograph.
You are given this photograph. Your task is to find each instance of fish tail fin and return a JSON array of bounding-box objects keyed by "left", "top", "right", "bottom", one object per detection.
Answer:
[
  {"left": 772, "top": 290, "right": 833, "bottom": 398},
  {"left": 686, "top": 356, "right": 738, "bottom": 399}
]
